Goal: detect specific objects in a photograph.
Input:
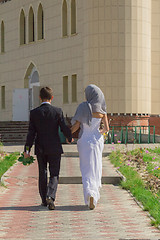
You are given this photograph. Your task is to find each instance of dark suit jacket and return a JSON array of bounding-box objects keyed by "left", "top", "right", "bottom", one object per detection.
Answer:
[{"left": 24, "top": 103, "right": 72, "bottom": 155}]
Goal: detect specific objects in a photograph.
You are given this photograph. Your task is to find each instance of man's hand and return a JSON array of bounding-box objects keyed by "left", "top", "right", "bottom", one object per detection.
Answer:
[{"left": 24, "top": 152, "right": 30, "bottom": 159}]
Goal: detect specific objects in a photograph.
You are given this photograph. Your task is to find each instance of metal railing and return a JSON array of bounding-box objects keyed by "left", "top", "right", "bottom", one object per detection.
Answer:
[{"left": 105, "top": 126, "right": 155, "bottom": 144}]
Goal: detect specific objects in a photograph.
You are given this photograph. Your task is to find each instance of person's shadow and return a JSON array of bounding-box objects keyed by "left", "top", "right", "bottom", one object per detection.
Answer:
[{"left": 0, "top": 205, "right": 89, "bottom": 212}]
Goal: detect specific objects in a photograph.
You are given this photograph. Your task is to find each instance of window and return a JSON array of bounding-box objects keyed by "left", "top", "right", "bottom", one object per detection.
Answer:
[
  {"left": 20, "top": 9, "right": 26, "bottom": 45},
  {"left": 63, "top": 76, "right": 68, "bottom": 103},
  {"left": 28, "top": 7, "right": 35, "bottom": 42},
  {"left": 1, "top": 86, "right": 5, "bottom": 109},
  {"left": 72, "top": 74, "right": 77, "bottom": 102},
  {"left": 1, "top": 21, "right": 5, "bottom": 53},
  {"left": 37, "top": 3, "right": 44, "bottom": 40},
  {"left": 71, "top": 0, "right": 76, "bottom": 34},
  {"left": 62, "top": 0, "right": 67, "bottom": 37}
]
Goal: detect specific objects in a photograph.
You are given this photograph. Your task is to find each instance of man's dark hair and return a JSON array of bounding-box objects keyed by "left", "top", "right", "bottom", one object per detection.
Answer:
[{"left": 40, "top": 87, "right": 53, "bottom": 100}]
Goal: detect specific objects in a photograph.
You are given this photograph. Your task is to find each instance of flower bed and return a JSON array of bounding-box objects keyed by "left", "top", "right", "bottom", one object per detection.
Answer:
[{"left": 109, "top": 147, "right": 160, "bottom": 227}]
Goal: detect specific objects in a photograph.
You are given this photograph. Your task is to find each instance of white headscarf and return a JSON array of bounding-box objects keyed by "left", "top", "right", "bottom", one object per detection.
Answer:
[{"left": 71, "top": 84, "right": 107, "bottom": 126}]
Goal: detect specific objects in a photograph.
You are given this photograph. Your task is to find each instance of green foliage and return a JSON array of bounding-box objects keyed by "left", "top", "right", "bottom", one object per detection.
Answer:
[
  {"left": 143, "top": 153, "right": 155, "bottom": 163},
  {"left": 18, "top": 153, "right": 35, "bottom": 166},
  {"left": 149, "top": 147, "right": 160, "bottom": 155},
  {"left": 147, "top": 163, "right": 160, "bottom": 178},
  {"left": 0, "top": 153, "right": 19, "bottom": 178},
  {"left": 0, "top": 141, "right": 4, "bottom": 153},
  {"left": 0, "top": 182, "right": 6, "bottom": 188},
  {"left": 109, "top": 148, "right": 160, "bottom": 227}
]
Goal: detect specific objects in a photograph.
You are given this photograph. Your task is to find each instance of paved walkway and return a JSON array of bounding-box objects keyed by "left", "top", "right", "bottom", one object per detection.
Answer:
[
  {"left": 2, "top": 143, "right": 160, "bottom": 154},
  {"left": 0, "top": 145, "right": 160, "bottom": 239}
]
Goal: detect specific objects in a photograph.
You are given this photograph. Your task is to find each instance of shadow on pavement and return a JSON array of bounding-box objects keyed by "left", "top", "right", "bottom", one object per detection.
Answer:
[
  {"left": 0, "top": 204, "right": 89, "bottom": 212},
  {"left": 55, "top": 205, "right": 89, "bottom": 211},
  {"left": 0, "top": 205, "right": 48, "bottom": 211}
]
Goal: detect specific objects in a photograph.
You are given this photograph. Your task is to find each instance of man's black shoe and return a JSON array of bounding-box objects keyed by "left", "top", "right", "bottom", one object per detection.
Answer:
[
  {"left": 41, "top": 201, "right": 47, "bottom": 207},
  {"left": 47, "top": 197, "right": 55, "bottom": 210}
]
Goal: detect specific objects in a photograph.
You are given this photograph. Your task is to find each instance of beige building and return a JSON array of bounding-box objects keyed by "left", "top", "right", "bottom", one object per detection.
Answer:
[{"left": 0, "top": 0, "right": 159, "bottom": 121}]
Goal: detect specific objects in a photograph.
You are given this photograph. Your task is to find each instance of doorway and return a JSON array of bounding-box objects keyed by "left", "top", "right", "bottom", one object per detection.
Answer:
[
  {"left": 28, "top": 66, "right": 40, "bottom": 110},
  {"left": 12, "top": 63, "right": 40, "bottom": 121}
]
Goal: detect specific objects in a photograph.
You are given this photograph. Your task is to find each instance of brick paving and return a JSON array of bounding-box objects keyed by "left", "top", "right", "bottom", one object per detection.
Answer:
[{"left": 0, "top": 145, "right": 160, "bottom": 239}]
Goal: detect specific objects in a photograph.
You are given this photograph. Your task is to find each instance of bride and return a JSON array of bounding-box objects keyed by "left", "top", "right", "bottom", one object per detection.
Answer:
[{"left": 71, "top": 84, "right": 109, "bottom": 210}]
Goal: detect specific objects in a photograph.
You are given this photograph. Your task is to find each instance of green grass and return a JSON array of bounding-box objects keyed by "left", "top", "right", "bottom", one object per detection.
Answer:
[
  {"left": 148, "top": 147, "right": 160, "bottom": 155},
  {"left": 109, "top": 149, "right": 160, "bottom": 227},
  {"left": 146, "top": 163, "right": 160, "bottom": 178},
  {"left": 0, "top": 152, "right": 19, "bottom": 179}
]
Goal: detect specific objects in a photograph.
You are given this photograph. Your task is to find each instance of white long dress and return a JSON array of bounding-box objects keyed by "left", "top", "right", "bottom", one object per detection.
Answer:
[{"left": 77, "top": 118, "right": 104, "bottom": 207}]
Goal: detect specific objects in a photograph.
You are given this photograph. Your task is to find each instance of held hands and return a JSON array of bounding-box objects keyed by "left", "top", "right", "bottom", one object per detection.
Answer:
[{"left": 66, "top": 138, "right": 74, "bottom": 144}]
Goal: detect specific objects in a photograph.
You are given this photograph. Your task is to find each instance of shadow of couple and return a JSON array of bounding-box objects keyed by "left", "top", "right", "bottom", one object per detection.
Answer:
[{"left": 0, "top": 204, "right": 89, "bottom": 212}]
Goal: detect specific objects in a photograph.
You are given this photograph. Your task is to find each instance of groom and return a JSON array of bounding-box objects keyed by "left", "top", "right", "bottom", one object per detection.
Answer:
[{"left": 24, "top": 87, "right": 72, "bottom": 210}]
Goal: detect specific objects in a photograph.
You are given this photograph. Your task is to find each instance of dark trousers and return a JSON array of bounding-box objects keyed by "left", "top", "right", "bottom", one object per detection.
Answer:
[{"left": 37, "top": 153, "right": 61, "bottom": 203}]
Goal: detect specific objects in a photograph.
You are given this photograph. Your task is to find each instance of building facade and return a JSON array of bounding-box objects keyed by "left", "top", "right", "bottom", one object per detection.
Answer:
[{"left": 0, "top": 0, "right": 159, "bottom": 126}]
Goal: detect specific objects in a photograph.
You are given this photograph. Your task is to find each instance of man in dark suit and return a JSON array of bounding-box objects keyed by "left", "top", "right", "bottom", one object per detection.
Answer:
[{"left": 24, "top": 87, "right": 72, "bottom": 210}]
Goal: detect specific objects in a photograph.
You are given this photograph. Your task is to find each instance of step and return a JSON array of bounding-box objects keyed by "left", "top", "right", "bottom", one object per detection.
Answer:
[
  {"left": 0, "top": 132, "right": 27, "bottom": 135},
  {"left": 1, "top": 156, "right": 122, "bottom": 185},
  {"left": 58, "top": 176, "right": 122, "bottom": 184},
  {"left": 63, "top": 152, "right": 109, "bottom": 157},
  {"left": 0, "top": 121, "right": 29, "bottom": 143},
  {"left": 1, "top": 144, "right": 122, "bottom": 185},
  {"left": 0, "top": 127, "right": 28, "bottom": 130},
  {"left": 58, "top": 156, "right": 122, "bottom": 185}
]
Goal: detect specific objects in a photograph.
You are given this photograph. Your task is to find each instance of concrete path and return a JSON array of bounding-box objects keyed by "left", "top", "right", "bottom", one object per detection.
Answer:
[
  {"left": 0, "top": 145, "right": 160, "bottom": 239},
  {"left": 59, "top": 155, "right": 122, "bottom": 184}
]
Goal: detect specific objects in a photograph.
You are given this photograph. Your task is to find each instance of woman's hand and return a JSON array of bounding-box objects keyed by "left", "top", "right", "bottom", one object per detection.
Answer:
[
  {"left": 101, "top": 114, "right": 109, "bottom": 133},
  {"left": 71, "top": 121, "right": 80, "bottom": 134},
  {"left": 100, "top": 129, "right": 108, "bottom": 135}
]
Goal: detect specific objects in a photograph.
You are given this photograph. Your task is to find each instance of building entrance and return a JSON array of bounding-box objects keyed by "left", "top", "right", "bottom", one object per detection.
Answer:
[{"left": 12, "top": 63, "right": 40, "bottom": 121}]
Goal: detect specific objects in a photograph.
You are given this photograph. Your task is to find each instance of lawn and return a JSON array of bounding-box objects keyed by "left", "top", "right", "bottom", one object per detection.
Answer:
[
  {"left": 109, "top": 146, "right": 160, "bottom": 228},
  {"left": 0, "top": 151, "right": 19, "bottom": 180}
]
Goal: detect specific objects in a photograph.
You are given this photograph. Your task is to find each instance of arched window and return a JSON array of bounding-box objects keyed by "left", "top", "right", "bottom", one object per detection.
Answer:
[
  {"left": 1, "top": 21, "right": 4, "bottom": 53},
  {"left": 20, "top": 9, "right": 26, "bottom": 45},
  {"left": 62, "top": 0, "right": 67, "bottom": 37},
  {"left": 28, "top": 7, "right": 35, "bottom": 42},
  {"left": 37, "top": 3, "right": 44, "bottom": 40},
  {"left": 71, "top": 0, "right": 76, "bottom": 34}
]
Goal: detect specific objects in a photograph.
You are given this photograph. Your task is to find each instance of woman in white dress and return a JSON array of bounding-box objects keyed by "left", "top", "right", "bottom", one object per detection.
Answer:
[{"left": 71, "top": 84, "right": 109, "bottom": 210}]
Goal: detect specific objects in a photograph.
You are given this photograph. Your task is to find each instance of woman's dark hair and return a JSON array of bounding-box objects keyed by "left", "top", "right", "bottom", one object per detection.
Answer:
[{"left": 40, "top": 87, "right": 53, "bottom": 100}]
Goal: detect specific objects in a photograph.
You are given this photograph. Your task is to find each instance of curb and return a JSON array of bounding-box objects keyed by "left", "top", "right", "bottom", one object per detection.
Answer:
[
  {"left": 128, "top": 190, "right": 160, "bottom": 230},
  {"left": 113, "top": 165, "right": 160, "bottom": 230}
]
